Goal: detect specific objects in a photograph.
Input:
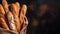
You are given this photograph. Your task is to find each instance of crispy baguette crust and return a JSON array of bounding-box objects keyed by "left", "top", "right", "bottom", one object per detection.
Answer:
[
  {"left": 20, "top": 4, "right": 27, "bottom": 25},
  {"left": 2, "top": 0, "right": 9, "bottom": 13},
  {"left": 15, "top": 2, "right": 20, "bottom": 16},
  {"left": 0, "top": 17, "right": 9, "bottom": 30},
  {"left": 11, "top": 4, "right": 20, "bottom": 32},
  {"left": 0, "top": 4, "right": 5, "bottom": 15}
]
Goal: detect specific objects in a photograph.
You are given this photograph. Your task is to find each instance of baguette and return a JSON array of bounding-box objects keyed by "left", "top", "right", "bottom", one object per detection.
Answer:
[
  {"left": 11, "top": 4, "right": 20, "bottom": 32},
  {"left": 20, "top": 4, "right": 27, "bottom": 25}
]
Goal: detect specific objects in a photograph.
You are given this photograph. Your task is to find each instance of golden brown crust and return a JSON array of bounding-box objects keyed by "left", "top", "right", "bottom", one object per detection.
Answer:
[
  {"left": 11, "top": 4, "right": 18, "bottom": 16},
  {"left": 2, "top": 0, "right": 9, "bottom": 13},
  {"left": 15, "top": 2, "right": 20, "bottom": 16},
  {"left": 11, "top": 3, "right": 20, "bottom": 32},
  {"left": 0, "top": 4, "right": 5, "bottom": 20},
  {"left": 0, "top": 4, "right": 5, "bottom": 15},
  {"left": 0, "top": 17, "right": 9, "bottom": 30},
  {"left": 20, "top": 4, "right": 27, "bottom": 25}
]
